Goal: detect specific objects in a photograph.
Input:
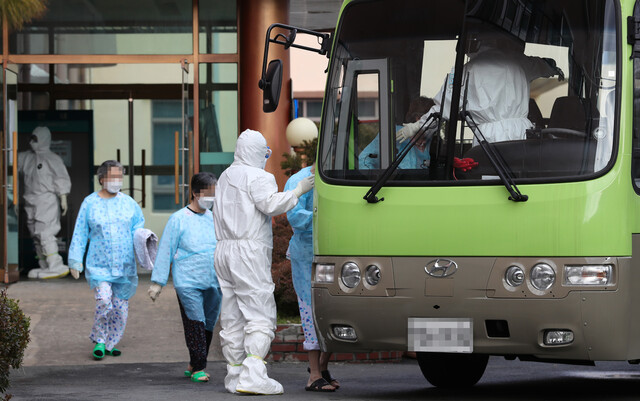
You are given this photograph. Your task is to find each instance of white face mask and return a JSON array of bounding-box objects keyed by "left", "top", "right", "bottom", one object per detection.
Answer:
[
  {"left": 104, "top": 180, "right": 123, "bottom": 194},
  {"left": 197, "top": 196, "right": 215, "bottom": 210}
]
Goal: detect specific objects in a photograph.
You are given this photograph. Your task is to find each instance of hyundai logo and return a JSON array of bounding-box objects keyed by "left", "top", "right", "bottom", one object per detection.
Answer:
[{"left": 424, "top": 259, "right": 458, "bottom": 278}]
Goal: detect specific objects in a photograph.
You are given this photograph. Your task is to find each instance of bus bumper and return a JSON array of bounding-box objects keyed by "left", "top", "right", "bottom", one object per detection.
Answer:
[{"left": 311, "top": 255, "right": 640, "bottom": 361}]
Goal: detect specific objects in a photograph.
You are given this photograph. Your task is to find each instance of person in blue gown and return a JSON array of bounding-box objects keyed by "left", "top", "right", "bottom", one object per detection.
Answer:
[
  {"left": 68, "top": 160, "right": 145, "bottom": 360},
  {"left": 148, "top": 172, "right": 221, "bottom": 383}
]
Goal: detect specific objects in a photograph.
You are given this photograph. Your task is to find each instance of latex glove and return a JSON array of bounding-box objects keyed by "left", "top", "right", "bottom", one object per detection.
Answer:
[
  {"left": 60, "top": 194, "right": 68, "bottom": 217},
  {"left": 543, "top": 58, "right": 564, "bottom": 81},
  {"left": 396, "top": 122, "right": 421, "bottom": 143},
  {"left": 70, "top": 268, "right": 80, "bottom": 280},
  {"left": 291, "top": 176, "right": 315, "bottom": 198},
  {"left": 148, "top": 283, "right": 162, "bottom": 302}
]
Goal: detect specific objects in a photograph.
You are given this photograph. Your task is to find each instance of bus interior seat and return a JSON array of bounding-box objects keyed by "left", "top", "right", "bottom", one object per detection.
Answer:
[
  {"left": 528, "top": 98, "right": 545, "bottom": 129},
  {"left": 547, "top": 96, "right": 587, "bottom": 134}
]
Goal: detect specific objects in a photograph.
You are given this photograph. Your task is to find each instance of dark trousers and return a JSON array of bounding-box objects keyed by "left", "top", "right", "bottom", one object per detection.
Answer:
[{"left": 178, "top": 296, "right": 213, "bottom": 372}]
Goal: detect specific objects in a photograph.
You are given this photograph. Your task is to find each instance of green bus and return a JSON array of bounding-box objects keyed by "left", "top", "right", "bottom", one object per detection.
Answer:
[{"left": 260, "top": 0, "right": 640, "bottom": 387}]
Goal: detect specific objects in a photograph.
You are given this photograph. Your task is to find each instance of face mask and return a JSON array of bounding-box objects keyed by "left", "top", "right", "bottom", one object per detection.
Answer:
[
  {"left": 104, "top": 180, "right": 123, "bottom": 194},
  {"left": 29, "top": 141, "right": 38, "bottom": 152},
  {"left": 261, "top": 146, "right": 271, "bottom": 169},
  {"left": 197, "top": 196, "right": 215, "bottom": 210}
]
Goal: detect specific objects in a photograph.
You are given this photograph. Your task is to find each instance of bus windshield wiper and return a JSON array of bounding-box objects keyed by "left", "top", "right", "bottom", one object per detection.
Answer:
[
  {"left": 363, "top": 113, "right": 440, "bottom": 203},
  {"left": 464, "top": 112, "right": 528, "bottom": 202}
]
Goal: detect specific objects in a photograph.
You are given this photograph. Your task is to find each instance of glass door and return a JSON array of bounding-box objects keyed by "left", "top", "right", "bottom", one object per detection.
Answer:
[{"left": 3, "top": 65, "right": 18, "bottom": 283}]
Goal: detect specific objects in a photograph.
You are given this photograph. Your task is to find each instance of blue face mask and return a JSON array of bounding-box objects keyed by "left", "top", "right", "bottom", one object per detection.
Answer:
[{"left": 265, "top": 146, "right": 272, "bottom": 159}]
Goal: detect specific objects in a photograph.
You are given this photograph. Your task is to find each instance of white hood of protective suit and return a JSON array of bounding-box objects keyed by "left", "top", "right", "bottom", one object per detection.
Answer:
[
  {"left": 30, "top": 126, "right": 52, "bottom": 153},
  {"left": 233, "top": 129, "right": 268, "bottom": 169}
]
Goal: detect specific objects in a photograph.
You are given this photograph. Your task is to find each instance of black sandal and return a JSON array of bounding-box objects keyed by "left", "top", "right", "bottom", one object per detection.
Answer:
[
  {"left": 321, "top": 370, "right": 340, "bottom": 389},
  {"left": 305, "top": 377, "right": 335, "bottom": 392}
]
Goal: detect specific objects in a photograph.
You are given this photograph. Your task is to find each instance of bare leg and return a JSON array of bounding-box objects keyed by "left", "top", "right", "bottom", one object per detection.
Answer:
[
  {"left": 319, "top": 352, "right": 340, "bottom": 388},
  {"left": 308, "top": 350, "right": 335, "bottom": 390}
]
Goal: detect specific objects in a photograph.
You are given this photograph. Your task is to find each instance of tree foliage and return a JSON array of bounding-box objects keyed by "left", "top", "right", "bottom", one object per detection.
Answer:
[
  {"left": 280, "top": 138, "right": 317, "bottom": 177},
  {"left": 1, "top": 0, "right": 48, "bottom": 31}
]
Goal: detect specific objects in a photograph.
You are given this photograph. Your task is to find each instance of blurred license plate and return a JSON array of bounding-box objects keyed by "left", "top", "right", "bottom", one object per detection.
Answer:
[{"left": 408, "top": 318, "right": 473, "bottom": 353}]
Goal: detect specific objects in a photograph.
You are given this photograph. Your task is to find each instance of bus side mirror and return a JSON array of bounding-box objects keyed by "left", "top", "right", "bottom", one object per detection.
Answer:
[{"left": 259, "top": 59, "right": 283, "bottom": 113}]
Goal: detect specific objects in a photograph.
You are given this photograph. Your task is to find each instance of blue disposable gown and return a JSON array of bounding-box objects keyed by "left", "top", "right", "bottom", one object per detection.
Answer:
[
  {"left": 284, "top": 166, "right": 314, "bottom": 304},
  {"left": 151, "top": 206, "right": 220, "bottom": 290},
  {"left": 152, "top": 206, "right": 220, "bottom": 329},
  {"left": 359, "top": 127, "right": 431, "bottom": 170},
  {"left": 68, "top": 192, "right": 145, "bottom": 300}
]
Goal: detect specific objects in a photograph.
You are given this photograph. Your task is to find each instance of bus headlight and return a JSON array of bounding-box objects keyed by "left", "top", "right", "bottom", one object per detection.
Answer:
[
  {"left": 505, "top": 265, "right": 525, "bottom": 287},
  {"left": 530, "top": 263, "right": 555, "bottom": 291},
  {"left": 365, "top": 265, "right": 381, "bottom": 286},
  {"left": 564, "top": 264, "right": 612, "bottom": 286},
  {"left": 341, "top": 262, "right": 361, "bottom": 288},
  {"left": 315, "top": 263, "right": 335, "bottom": 283}
]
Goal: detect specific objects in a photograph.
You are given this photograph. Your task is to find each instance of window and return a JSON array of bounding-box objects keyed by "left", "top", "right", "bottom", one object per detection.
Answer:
[{"left": 320, "top": 0, "right": 618, "bottom": 185}]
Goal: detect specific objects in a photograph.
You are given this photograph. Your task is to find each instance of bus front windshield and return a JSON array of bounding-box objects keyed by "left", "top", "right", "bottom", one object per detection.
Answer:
[{"left": 319, "top": 0, "right": 618, "bottom": 185}]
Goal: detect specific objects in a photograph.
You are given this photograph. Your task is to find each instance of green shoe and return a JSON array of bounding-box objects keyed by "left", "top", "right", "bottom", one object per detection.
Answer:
[
  {"left": 106, "top": 348, "right": 121, "bottom": 357},
  {"left": 93, "top": 343, "right": 105, "bottom": 360},
  {"left": 190, "top": 371, "right": 209, "bottom": 383}
]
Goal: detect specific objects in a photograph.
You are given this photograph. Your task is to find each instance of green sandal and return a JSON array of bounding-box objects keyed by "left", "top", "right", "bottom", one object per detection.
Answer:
[
  {"left": 184, "top": 368, "right": 210, "bottom": 378},
  {"left": 106, "top": 348, "right": 121, "bottom": 357},
  {"left": 190, "top": 371, "right": 209, "bottom": 383},
  {"left": 93, "top": 343, "right": 105, "bottom": 360}
]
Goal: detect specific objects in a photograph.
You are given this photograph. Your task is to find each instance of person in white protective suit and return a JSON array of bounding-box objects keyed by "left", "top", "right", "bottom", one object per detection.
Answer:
[
  {"left": 213, "top": 129, "right": 315, "bottom": 395},
  {"left": 396, "top": 27, "right": 565, "bottom": 146},
  {"left": 148, "top": 172, "right": 222, "bottom": 383},
  {"left": 18, "top": 126, "right": 72, "bottom": 279}
]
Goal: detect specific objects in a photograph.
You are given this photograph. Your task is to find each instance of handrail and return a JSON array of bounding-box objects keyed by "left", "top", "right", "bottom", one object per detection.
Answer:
[
  {"left": 141, "top": 149, "right": 146, "bottom": 208},
  {"left": 12, "top": 131, "right": 17, "bottom": 205},
  {"left": 174, "top": 131, "right": 179, "bottom": 204}
]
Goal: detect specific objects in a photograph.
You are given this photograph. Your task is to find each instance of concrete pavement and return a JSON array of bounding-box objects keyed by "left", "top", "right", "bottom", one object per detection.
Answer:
[
  {"left": 6, "top": 274, "right": 640, "bottom": 400},
  {"left": 2, "top": 273, "right": 223, "bottom": 367}
]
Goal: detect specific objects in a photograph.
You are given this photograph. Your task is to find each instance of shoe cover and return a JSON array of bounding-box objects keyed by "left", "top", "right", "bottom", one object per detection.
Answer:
[
  {"left": 224, "top": 364, "right": 242, "bottom": 393},
  {"left": 46, "top": 254, "right": 69, "bottom": 273},
  {"left": 30, "top": 254, "right": 69, "bottom": 279},
  {"left": 235, "top": 356, "right": 284, "bottom": 395},
  {"left": 28, "top": 267, "right": 69, "bottom": 279},
  {"left": 28, "top": 268, "right": 44, "bottom": 279}
]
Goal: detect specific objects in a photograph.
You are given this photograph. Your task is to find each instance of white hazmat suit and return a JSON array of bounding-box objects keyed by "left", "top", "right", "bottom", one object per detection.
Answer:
[
  {"left": 397, "top": 41, "right": 561, "bottom": 145},
  {"left": 213, "top": 129, "right": 314, "bottom": 395},
  {"left": 18, "top": 126, "right": 71, "bottom": 279}
]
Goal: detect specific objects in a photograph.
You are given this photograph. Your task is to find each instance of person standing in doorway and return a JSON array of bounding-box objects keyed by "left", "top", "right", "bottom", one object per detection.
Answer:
[{"left": 19, "top": 126, "right": 71, "bottom": 279}]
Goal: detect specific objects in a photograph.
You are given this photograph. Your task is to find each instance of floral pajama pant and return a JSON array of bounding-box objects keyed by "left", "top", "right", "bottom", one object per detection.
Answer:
[
  {"left": 90, "top": 281, "right": 129, "bottom": 351},
  {"left": 297, "top": 296, "right": 320, "bottom": 351}
]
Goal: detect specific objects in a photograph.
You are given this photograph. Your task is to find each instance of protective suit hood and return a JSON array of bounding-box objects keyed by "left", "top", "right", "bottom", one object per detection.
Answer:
[
  {"left": 30, "top": 126, "right": 52, "bottom": 153},
  {"left": 233, "top": 129, "right": 268, "bottom": 169}
]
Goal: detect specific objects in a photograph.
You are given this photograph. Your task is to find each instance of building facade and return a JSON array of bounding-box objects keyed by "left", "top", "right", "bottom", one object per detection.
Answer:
[{"left": 0, "top": 0, "right": 339, "bottom": 280}]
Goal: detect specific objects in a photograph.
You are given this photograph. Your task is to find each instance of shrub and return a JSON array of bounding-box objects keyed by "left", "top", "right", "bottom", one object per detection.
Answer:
[
  {"left": 0, "top": 289, "right": 30, "bottom": 396},
  {"left": 280, "top": 138, "right": 317, "bottom": 177},
  {"left": 271, "top": 215, "right": 299, "bottom": 317}
]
